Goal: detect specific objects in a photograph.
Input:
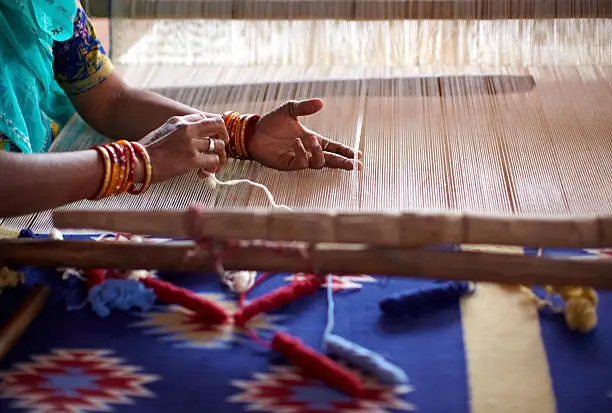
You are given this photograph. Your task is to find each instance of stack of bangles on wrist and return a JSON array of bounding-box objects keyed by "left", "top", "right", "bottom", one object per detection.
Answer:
[
  {"left": 89, "top": 140, "right": 152, "bottom": 200},
  {"left": 222, "top": 111, "right": 260, "bottom": 160}
]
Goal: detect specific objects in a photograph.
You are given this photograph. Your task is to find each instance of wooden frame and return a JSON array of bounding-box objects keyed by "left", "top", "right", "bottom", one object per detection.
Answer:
[
  {"left": 2, "top": 208, "right": 612, "bottom": 289},
  {"left": 83, "top": 0, "right": 612, "bottom": 20},
  {"left": 52, "top": 209, "right": 612, "bottom": 249}
]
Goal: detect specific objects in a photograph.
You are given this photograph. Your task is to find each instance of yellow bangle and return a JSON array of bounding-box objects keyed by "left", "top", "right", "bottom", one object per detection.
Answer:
[
  {"left": 101, "top": 145, "right": 120, "bottom": 198},
  {"left": 238, "top": 114, "right": 249, "bottom": 158},
  {"left": 91, "top": 146, "right": 111, "bottom": 200}
]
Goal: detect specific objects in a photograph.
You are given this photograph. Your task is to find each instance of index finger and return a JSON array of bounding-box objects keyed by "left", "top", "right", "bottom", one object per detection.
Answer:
[{"left": 191, "top": 116, "right": 230, "bottom": 146}]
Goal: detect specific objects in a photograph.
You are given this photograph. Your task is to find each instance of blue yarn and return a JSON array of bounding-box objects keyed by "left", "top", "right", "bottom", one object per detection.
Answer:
[
  {"left": 324, "top": 333, "right": 409, "bottom": 385},
  {"left": 321, "top": 275, "right": 409, "bottom": 386},
  {"left": 18, "top": 229, "right": 37, "bottom": 239},
  {"left": 379, "top": 281, "right": 473, "bottom": 318},
  {"left": 16, "top": 265, "right": 89, "bottom": 308},
  {"left": 322, "top": 274, "right": 335, "bottom": 343},
  {"left": 67, "top": 278, "right": 156, "bottom": 318}
]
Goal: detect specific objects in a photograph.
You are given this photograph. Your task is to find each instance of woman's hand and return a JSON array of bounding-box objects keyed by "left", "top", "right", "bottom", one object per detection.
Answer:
[
  {"left": 247, "top": 99, "right": 363, "bottom": 171},
  {"left": 138, "top": 113, "right": 229, "bottom": 183}
]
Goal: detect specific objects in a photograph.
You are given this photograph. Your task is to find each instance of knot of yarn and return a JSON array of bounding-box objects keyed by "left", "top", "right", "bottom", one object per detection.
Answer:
[{"left": 70, "top": 278, "right": 156, "bottom": 318}]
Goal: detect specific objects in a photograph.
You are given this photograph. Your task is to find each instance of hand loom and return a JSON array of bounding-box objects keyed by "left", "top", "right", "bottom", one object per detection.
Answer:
[{"left": 0, "top": 0, "right": 611, "bottom": 383}]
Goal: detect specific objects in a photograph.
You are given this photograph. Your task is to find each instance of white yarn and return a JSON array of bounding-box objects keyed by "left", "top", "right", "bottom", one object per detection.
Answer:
[
  {"left": 202, "top": 172, "right": 286, "bottom": 293},
  {"left": 49, "top": 228, "right": 64, "bottom": 240},
  {"left": 61, "top": 268, "right": 86, "bottom": 281},
  {"left": 203, "top": 172, "right": 292, "bottom": 211},
  {"left": 49, "top": 228, "right": 87, "bottom": 281},
  {"left": 221, "top": 271, "right": 257, "bottom": 294}
]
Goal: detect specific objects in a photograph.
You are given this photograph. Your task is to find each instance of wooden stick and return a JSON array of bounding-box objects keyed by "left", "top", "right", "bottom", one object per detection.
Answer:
[
  {"left": 52, "top": 209, "right": 612, "bottom": 249},
  {"left": 86, "top": 0, "right": 612, "bottom": 20},
  {"left": 1, "top": 238, "right": 612, "bottom": 288},
  {"left": 0, "top": 285, "right": 49, "bottom": 362}
]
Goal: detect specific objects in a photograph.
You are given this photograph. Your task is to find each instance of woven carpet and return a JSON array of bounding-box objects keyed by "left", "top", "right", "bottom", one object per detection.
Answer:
[{"left": 0, "top": 233, "right": 610, "bottom": 413}]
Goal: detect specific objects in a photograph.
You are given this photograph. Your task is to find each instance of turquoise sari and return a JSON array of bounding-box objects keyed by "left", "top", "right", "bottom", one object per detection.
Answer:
[{"left": 0, "top": 0, "right": 79, "bottom": 153}]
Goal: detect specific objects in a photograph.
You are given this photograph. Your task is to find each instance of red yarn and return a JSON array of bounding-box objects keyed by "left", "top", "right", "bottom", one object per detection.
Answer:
[
  {"left": 85, "top": 269, "right": 107, "bottom": 289},
  {"left": 234, "top": 275, "right": 322, "bottom": 327},
  {"left": 139, "top": 277, "right": 229, "bottom": 325},
  {"left": 271, "top": 332, "right": 363, "bottom": 398}
]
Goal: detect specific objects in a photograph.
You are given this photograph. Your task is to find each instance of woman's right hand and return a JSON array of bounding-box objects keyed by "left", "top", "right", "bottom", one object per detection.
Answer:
[{"left": 137, "top": 113, "right": 230, "bottom": 183}]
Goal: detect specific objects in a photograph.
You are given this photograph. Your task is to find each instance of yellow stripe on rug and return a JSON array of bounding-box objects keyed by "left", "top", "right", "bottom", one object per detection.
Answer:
[
  {"left": 460, "top": 245, "right": 557, "bottom": 413},
  {"left": 0, "top": 226, "right": 20, "bottom": 239}
]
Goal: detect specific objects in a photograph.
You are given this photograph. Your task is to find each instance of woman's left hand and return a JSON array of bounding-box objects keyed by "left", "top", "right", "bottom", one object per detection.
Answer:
[{"left": 247, "top": 99, "right": 363, "bottom": 171}]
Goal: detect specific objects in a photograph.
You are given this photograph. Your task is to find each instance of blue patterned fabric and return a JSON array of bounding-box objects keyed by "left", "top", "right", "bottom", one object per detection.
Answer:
[
  {"left": 0, "top": 234, "right": 470, "bottom": 413},
  {"left": 2, "top": 235, "right": 611, "bottom": 412},
  {"left": 0, "top": 0, "right": 112, "bottom": 153}
]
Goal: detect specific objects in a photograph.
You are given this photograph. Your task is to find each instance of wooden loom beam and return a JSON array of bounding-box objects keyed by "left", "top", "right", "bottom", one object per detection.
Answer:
[
  {"left": 1, "top": 238, "right": 612, "bottom": 288},
  {"left": 85, "top": 0, "right": 612, "bottom": 20},
  {"left": 52, "top": 209, "right": 612, "bottom": 249},
  {"left": 0, "top": 285, "right": 49, "bottom": 362}
]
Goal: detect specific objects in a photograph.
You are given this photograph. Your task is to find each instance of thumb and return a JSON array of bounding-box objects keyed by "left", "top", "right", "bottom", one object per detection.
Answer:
[{"left": 285, "top": 98, "right": 324, "bottom": 118}]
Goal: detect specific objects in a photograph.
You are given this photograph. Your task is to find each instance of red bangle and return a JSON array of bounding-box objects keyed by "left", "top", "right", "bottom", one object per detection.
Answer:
[{"left": 222, "top": 111, "right": 260, "bottom": 160}]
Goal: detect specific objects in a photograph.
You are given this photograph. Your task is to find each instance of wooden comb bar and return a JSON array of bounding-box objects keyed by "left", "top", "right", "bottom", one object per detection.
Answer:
[
  {"left": 52, "top": 209, "right": 612, "bottom": 249},
  {"left": 1, "top": 238, "right": 612, "bottom": 288},
  {"left": 86, "top": 0, "right": 612, "bottom": 20}
]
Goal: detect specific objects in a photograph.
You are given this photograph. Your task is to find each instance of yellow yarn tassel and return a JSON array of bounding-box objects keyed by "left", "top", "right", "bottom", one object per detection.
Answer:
[
  {"left": 519, "top": 248, "right": 599, "bottom": 333},
  {"left": 0, "top": 266, "right": 25, "bottom": 292},
  {"left": 521, "top": 285, "right": 598, "bottom": 333}
]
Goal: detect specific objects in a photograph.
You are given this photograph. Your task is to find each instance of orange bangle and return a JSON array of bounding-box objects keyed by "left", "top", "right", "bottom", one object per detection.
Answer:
[
  {"left": 222, "top": 111, "right": 238, "bottom": 130},
  {"left": 90, "top": 141, "right": 147, "bottom": 200},
  {"left": 91, "top": 146, "right": 111, "bottom": 200},
  {"left": 110, "top": 143, "right": 129, "bottom": 195},
  {"left": 128, "top": 141, "right": 152, "bottom": 195},
  {"left": 222, "top": 111, "right": 259, "bottom": 160},
  {"left": 116, "top": 140, "right": 137, "bottom": 193}
]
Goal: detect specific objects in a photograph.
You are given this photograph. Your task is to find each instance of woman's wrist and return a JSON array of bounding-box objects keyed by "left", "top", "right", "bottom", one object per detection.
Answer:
[
  {"left": 89, "top": 140, "right": 152, "bottom": 200},
  {"left": 222, "top": 111, "right": 260, "bottom": 160}
]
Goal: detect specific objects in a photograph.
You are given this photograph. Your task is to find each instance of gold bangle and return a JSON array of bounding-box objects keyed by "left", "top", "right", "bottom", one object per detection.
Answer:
[
  {"left": 101, "top": 145, "right": 120, "bottom": 198},
  {"left": 90, "top": 146, "right": 111, "bottom": 200},
  {"left": 238, "top": 114, "right": 250, "bottom": 159}
]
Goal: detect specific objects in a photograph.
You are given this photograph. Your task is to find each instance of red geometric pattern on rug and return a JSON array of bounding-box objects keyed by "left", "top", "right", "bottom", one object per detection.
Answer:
[{"left": 0, "top": 349, "right": 159, "bottom": 413}]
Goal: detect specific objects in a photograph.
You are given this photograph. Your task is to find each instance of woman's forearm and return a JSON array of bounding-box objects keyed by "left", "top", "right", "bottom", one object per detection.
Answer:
[
  {"left": 88, "top": 84, "right": 216, "bottom": 141},
  {"left": 70, "top": 73, "right": 220, "bottom": 141},
  {"left": 0, "top": 150, "right": 104, "bottom": 218}
]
